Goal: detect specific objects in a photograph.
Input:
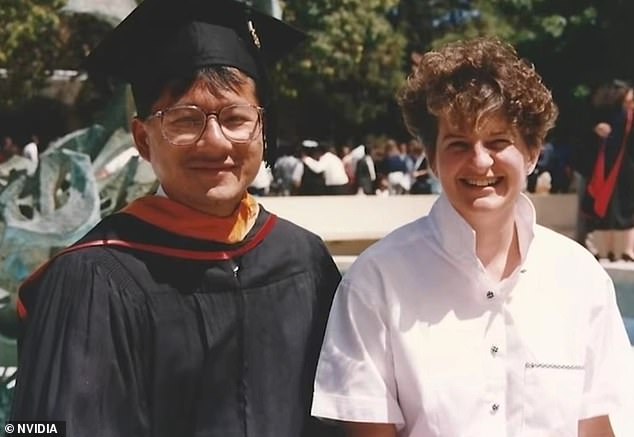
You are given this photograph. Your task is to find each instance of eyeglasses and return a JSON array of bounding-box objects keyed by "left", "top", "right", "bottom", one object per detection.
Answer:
[{"left": 147, "top": 104, "right": 264, "bottom": 146}]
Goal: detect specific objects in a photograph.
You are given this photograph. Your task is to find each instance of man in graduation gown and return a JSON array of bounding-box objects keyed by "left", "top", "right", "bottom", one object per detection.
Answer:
[{"left": 9, "top": 1, "right": 342, "bottom": 436}]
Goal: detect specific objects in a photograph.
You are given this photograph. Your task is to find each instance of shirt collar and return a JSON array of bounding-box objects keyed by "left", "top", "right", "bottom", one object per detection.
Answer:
[{"left": 428, "top": 192, "right": 536, "bottom": 265}]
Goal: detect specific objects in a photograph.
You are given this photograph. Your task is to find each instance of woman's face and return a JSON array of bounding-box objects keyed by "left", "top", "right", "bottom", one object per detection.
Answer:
[{"left": 432, "top": 113, "right": 539, "bottom": 227}]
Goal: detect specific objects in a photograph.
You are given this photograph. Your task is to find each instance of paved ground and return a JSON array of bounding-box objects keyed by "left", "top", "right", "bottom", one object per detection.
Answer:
[{"left": 601, "top": 258, "right": 634, "bottom": 271}]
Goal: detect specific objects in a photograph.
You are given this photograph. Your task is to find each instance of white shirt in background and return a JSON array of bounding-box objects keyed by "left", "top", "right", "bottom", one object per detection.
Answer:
[
  {"left": 22, "top": 141, "right": 38, "bottom": 164},
  {"left": 249, "top": 161, "right": 273, "bottom": 193},
  {"left": 302, "top": 152, "right": 349, "bottom": 186}
]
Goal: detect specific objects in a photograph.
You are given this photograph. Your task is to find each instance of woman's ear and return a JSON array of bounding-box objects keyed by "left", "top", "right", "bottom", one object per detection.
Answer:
[
  {"left": 429, "top": 159, "right": 438, "bottom": 177},
  {"left": 132, "top": 117, "right": 151, "bottom": 161},
  {"left": 427, "top": 149, "right": 438, "bottom": 177},
  {"left": 525, "top": 146, "right": 541, "bottom": 175}
]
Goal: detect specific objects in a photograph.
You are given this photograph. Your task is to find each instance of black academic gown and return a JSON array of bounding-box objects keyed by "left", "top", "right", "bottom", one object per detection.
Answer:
[
  {"left": 298, "top": 163, "right": 326, "bottom": 196},
  {"left": 11, "top": 204, "right": 342, "bottom": 437},
  {"left": 581, "top": 108, "right": 634, "bottom": 229}
]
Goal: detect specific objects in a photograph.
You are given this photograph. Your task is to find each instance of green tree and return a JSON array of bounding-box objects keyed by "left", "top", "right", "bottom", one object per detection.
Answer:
[
  {"left": 0, "top": 0, "right": 119, "bottom": 144},
  {"left": 0, "top": 0, "right": 67, "bottom": 109},
  {"left": 473, "top": 0, "right": 634, "bottom": 141},
  {"left": 396, "top": 0, "right": 633, "bottom": 143},
  {"left": 274, "top": 0, "right": 407, "bottom": 143},
  {"left": 4, "top": 0, "right": 632, "bottom": 147}
]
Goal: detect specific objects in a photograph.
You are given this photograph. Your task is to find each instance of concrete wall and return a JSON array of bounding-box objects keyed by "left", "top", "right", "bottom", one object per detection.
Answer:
[{"left": 259, "top": 193, "right": 579, "bottom": 255}]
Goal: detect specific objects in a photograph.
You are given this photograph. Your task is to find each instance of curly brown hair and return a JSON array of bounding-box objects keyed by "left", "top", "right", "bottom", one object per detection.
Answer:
[{"left": 397, "top": 37, "right": 558, "bottom": 159}]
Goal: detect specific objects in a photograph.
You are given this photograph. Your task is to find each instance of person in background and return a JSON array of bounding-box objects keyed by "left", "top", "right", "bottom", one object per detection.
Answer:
[
  {"left": 0, "top": 136, "right": 19, "bottom": 163},
  {"left": 374, "top": 173, "right": 390, "bottom": 196},
  {"left": 341, "top": 144, "right": 365, "bottom": 190},
  {"left": 10, "top": 1, "right": 342, "bottom": 436},
  {"left": 398, "top": 140, "right": 415, "bottom": 175},
  {"left": 248, "top": 160, "right": 273, "bottom": 196},
  {"left": 272, "top": 140, "right": 301, "bottom": 195},
  {"left": 21, "top": 134, "right": 39, "bottom": 165},
  {"left": 300, "top": 139, "right": 349, "bottom": 195},
  {"left": 526, "top": 135, "right": 573, "bottom": 194},
  {"left": 580, "top": 79, "right": 634, "bottom": 262},
  {"left": 312, "top": 37, "right": 634, "bottom": 437},
  {"left": 408, "top": 138, "right": 433, "bottom": 194},
  {"left": 354, "top": 145, "right": 377, "bottom": 195},
  {"left": 295, "top": 139, "right": 327, "bottom": 195},
  {"left": 383, "top": 139, "right": 410, "bottom": 194},
  {"left": 544, "top": 138, "right": 573, "bottom": 193}
]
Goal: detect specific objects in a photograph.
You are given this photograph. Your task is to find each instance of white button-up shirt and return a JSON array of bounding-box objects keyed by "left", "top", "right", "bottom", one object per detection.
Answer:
[{"left": 312, "top": 193, "right": 634, "bottom": 436}]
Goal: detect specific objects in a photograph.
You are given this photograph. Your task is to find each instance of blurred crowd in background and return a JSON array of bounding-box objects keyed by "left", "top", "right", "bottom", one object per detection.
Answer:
[
  {"left": 250, "top": 135, "right": 574, "bottom": 198},
  {"left": 0, "top": 134, "right": 40, "bottom": 166}
]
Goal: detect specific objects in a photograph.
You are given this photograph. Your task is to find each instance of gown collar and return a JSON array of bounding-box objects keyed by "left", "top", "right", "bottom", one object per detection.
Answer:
[{"left": 122, "top": 190, "right": 259, "bottom": 243}]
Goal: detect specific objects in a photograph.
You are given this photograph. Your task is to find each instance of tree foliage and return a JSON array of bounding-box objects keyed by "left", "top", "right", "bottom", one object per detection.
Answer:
[
  {"left": 274, "top": 0, "right": 407, "bottom": 142},
  {"left": 0, "top": 1, "right": 117, "bottom": 146},
  {"left": 397, "top": 0, "right": 634, "bottom": 142},
  {"left": 1, "top": 0, "right": 633, "bottom": 145},
  {"left": 478, "top": 0, "right": 633, "bottom": 141},
  {"left": 0, "top": 0, "right": 66, "bottom": 108}
]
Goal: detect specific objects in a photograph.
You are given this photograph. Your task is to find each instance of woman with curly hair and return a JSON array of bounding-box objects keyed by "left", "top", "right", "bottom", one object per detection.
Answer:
[{"left": 311, "top": 38, "right": 633, "bottom": 437}]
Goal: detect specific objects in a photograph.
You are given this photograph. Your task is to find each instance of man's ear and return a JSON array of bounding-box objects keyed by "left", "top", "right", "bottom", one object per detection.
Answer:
[
  {"left": 260, "top": 114, "right": 268, "bottom": 163},
  {"left": 132, "top": 117, "right": 151, "bottom": 161}
]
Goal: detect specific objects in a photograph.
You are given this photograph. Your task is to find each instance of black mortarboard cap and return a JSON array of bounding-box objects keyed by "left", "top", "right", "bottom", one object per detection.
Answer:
[
  {"left": 85, "top": 0, "right": 305, "bottom": 87},
  {"left": 85, "top": 0, "right": 306, "bottom": 159}
]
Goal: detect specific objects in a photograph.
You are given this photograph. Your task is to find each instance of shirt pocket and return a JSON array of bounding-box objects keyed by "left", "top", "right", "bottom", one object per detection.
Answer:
[{"left": 522, "top": 361, "right": 585, "bottom": 437}]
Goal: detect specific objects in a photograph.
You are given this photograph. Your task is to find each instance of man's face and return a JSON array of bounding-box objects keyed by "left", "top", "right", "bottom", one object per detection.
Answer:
[
  {"left": 132, "top": 77, "right": 263, "bottom": 217},
  {"left": 432, "top": 113, "right": 538, "bottom": 227}
]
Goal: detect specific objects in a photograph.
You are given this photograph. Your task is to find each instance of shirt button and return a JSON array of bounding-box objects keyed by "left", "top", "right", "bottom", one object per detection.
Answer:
[
  {"left": 486, "top": 290, "right": 495, "bottom": 299},
  {"left": 491, "top": 403, "right": 500, "bottom": 413},
  {"left": 490, "top": 345, "right": 499, "bottom": 354}
]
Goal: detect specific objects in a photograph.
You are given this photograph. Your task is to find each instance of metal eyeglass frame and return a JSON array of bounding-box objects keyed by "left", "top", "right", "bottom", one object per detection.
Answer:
[{"left": 146, "top": 103, "right": 265, "bottom": 146}]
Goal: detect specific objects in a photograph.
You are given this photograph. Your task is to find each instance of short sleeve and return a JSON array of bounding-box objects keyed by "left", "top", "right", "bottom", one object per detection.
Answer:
[
  {"left": 580, "top": 275, "right": 634, "bottom": 436},
  {"left": 311, "top": 276, "right": 404, "bottom": 425}
]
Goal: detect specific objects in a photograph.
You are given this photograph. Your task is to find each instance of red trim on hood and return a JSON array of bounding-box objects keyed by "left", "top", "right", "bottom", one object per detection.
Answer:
[{"left": 17, "top": 214, "right": 278, "bottom": 320}]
